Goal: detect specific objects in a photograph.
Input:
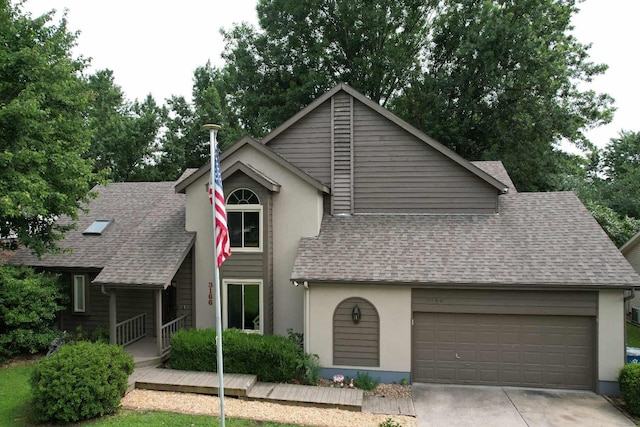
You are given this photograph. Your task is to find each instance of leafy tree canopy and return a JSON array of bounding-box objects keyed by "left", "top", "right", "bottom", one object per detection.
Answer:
[
  {"left": 391, "top": 0, "right": 613, "bottom": 191},
  {"left": 222, "top": 0, "right": 434, "bottom": 136},
  {"left": 0, "top": 0, "right": 103, "bottom": 256},
  {"left": 222, "top": 0, "right": 612, "bottom": 193}
]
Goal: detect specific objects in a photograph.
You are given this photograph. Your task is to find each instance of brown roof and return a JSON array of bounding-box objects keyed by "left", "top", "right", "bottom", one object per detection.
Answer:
[
  {"left": 292, "top": 192, "right": 639, "bottom": 287},
  {"left": 10, "top": 181, "right": 195, "bottom": 288},
  {"left": 472, "top": 161, "right": 517, "bottom": 193}
]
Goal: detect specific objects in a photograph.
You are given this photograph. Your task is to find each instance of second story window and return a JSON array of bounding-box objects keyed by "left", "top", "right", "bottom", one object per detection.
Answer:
[{"left": 226, "top": 189, "right": 262, "bottom": 251}]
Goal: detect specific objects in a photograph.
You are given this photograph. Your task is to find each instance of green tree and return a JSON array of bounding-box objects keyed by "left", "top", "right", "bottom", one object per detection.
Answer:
[
  {"left": 157, "top": 63, "right": 241, "bottom": 180},
  {"left": 391, "top": 0, "right": 613, "bottom": 191},
  {"left": 0, "top": 1, "right": 102, "bottom": 256},
  {"left": 222, "top": 0, "right": 434, "bottom": 136},
  {"left": 599, "top": 130, "right": 640, "bottom": 219},
  {"left": 86, "top": 70, "right": 164, "bottom": 182}
]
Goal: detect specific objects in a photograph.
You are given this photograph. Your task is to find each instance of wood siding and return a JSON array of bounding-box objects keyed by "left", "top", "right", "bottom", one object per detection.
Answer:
[
  {"left": 412, "top": 289, "right": 597, "bottom": 316},
  {"left": 353, "top": 100, "right": 498, "bottom": 213},
  {"left": 333, "top": 297, "right": 379, "bottom": 367},
  {"left": 175, "top": 249, "right": 194, "bottom": 329},
  {"left": 331, "top": 92, "right": 353, "bottom": 214},
  {"left": 220, "top": 172, "right": 273, "bottom": 334},
  {"left": 267, "top": 100, "right": 332, "bottom": 185}
]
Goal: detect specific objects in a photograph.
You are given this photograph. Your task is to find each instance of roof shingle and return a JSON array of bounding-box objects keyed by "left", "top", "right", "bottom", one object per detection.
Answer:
[
  {"left": 10, "top": 181, "right": 194, "bottom": 287},
  {"left": 292, "top": 192, "right": 639, "bottom": 287}
]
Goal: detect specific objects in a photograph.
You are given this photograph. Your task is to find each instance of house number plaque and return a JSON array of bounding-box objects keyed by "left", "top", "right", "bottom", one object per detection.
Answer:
[{"left": 208, "top": 282, "right": 213, "bottom": 305}]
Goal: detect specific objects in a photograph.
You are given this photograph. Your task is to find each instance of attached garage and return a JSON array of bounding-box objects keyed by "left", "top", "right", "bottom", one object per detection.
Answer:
[{"left": 412, "top": 289, "right": 597, "bottom": 390}]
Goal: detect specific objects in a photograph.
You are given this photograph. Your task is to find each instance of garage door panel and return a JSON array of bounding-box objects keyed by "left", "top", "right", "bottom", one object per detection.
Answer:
[{"left": 413, "top": 312, "right": 594, "bottom": 390}]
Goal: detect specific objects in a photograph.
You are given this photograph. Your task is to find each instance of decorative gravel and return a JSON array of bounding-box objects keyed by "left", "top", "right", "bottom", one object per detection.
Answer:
[{"left": 121, "top": 389, "right": 417, "bottom": 427}]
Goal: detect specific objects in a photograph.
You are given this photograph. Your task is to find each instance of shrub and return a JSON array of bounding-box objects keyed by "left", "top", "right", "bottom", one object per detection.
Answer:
[
  {"left": 379, "top": 418, "right": 403, "bottom": 427},
  {"left": 0, "top": 265, "right": 65, "bottom": 361},
  {"left": 620, "top": 363, "right": 640, "bottom": 416},
  {"left": 349, "top": 371, "right": 379, "bottom": 391},
  {"left": 30, "top": 341, "right": 134, "bottom": 424},
  {"left": 170, "top": 328, "right": 301, "bottom": 382}
]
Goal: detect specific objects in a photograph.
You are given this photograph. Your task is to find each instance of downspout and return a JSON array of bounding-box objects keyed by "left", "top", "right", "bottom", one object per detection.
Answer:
[{"left": 304, "top": 281, "right": 310, "bottom": 354}]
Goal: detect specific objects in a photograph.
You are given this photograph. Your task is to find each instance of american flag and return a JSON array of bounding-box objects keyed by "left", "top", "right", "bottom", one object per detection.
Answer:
[{"left": 209, "top": 146, "right": 231, "bottom": 267}]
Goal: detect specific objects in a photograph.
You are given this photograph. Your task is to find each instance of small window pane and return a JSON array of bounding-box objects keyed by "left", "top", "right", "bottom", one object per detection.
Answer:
[
  {"left": 244, "top": 285, "right": 260, "bottom": 331},
  {"left": 243, "top": 212, "right": 260, "bottom": 247},
  {"left": 74, "top": 276, "right": 85, "bottom": 312},
  {"left": 227, "top": 284, "right": 243, "bottom": 329},
  {"left": 227, "top": 189, "right": 260, "bottom": 205},
  {"left": 228, "top": 211, "right": 242, "bottom": 248}
]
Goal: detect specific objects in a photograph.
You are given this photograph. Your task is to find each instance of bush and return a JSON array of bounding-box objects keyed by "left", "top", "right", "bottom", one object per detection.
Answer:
[
  {"left": 347, "top": 371, "right": 379, "bottom": 391},
  {"left": 0, "top": 265, "right": 65, "bottom": 361},
  {"left": 620, "top": 363, "right": 640, "bottom": 416},
  {"left": 30, "top": 341, "right": 134, "bottom": 424},
  {"left": 171, "top": 328, "right": 301, "bottom": 382}
]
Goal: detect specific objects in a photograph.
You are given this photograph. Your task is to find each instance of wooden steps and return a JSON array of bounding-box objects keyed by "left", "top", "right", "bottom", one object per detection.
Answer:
[
  {"left": 246, "top": 382, "right": 363, "bottom": 412},
  {"left": 127, "top": 367, "right": 415, "bottom": 416},
  {"left": 129, "top": 367, "right": 256, "bottom": 397}
]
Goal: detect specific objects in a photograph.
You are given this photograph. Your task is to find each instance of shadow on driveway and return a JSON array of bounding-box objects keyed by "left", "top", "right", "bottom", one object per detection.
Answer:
[{"left": 412, "top": 383, "right": 634, "bottom": 427}]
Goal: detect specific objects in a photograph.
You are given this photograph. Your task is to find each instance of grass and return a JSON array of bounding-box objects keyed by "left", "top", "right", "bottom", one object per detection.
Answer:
[
  {"left": 628, "top": 322, "right": 640, "bottom": 347},
  {"left": 0, "top": 361, "right": 34, "bottom": 426},
  {"left": 86, "top": 411, "right": 302, "bottom": 426},
  {"left": 0, "top": 360, "right": 302, "bottom": 427}
]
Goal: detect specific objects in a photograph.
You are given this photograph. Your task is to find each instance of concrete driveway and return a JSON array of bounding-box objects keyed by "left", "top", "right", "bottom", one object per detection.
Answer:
[{"left": 412, "top": 383, "right": 634, "bottom": 427}]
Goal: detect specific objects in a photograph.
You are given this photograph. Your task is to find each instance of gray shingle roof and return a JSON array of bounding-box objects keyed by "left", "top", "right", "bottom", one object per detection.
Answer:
[
  {"left": 10, "top": 181, "right": 195, "bottom": 287},
  {"left": 292, "top": 192, "right": 639, "bottom": 287},
  {"left": 471, "top": 161, "right": 517, "bottom": 193}
]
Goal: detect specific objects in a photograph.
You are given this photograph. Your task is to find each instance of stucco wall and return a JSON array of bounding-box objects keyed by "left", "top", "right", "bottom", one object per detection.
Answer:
[
  {"left": 598, "top": 289, "right": 625, "bottom": 391},
  {"left": 307, "top": 284, "right": 412, "bottom": 373},
  {"left": 184, "top": 145, "right": 323, "bottom": 333}
]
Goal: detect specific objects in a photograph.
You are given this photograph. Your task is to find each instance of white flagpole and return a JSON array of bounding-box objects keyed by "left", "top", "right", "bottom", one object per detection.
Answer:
[{"left": 205, "top": 123, "right": 225, "bottom": 427}]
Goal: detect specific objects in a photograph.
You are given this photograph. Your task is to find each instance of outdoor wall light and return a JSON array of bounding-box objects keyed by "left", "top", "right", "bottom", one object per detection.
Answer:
[{"left": 352, "top": 305, "right": 361, "bottom": 324}]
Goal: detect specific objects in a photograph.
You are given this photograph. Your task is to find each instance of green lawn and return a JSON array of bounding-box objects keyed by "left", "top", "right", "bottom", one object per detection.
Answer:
[
  {"left": 0, "top": 362, "right": 33, "bottom": 426},
  {"left": 0, "top": 361, "right": 301, "bottom": 427},
  {"left": 628, "top": 322, "right": 640, "bottom": 348}
]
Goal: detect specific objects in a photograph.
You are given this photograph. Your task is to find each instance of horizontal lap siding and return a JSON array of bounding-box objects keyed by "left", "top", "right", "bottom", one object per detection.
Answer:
[
  {"left": 175, "top": 249, "right": 193, "bottom": 328},
  {"left": 116, "top": 288, "right": 155, "bottom": 335},
  {"left": 333, "top": 297, "right": 379, "bottom": 367},
  {"left": 268, "top": 100, "right": 332, "bottom": 185},
  {"left": 353, "top": 100, "right": 498, "bottom": 213},
  {"left": 59, "top": 272, "right": 110, "bottom": 335},
  {"left": 412, "top": 289, "right": 597, "bottom": 317}
]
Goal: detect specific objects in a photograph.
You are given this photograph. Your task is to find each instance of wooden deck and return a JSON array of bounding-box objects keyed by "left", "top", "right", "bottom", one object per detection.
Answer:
[
  {"left": 124, "top": 337, "right": 165, "bottom": 368},
  {"left": 247, "top": 382, "right": 363, "bottom": 412},
  {"left": 130, "top": 367, "right": 257, "bottom": 397},
  {"left": 127, "top": 366, "right": 415, "bottom": 416},
  {"left": 362, "top": 396, "right": 416, "bottom": 416}
]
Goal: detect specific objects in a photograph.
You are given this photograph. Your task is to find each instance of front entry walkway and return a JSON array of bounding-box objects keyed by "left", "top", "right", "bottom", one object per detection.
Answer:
[
  {"left": 412, "top": 383, "right": 633, "bottom": 427},
  {"left": 128, "top": 367, "right": 415, "bottom": 416}
]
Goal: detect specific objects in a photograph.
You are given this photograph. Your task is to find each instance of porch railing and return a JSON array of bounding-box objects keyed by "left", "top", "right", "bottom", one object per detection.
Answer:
[
  {"left": 116, "top": 313, "right": 146, "bottom": 346},
  {"left": 160, "top": 314, "right": 187, "bottom": 355}
]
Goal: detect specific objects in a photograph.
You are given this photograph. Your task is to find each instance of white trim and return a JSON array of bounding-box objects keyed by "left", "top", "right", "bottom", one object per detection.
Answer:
[
  {"left": 227, "top": 205, "right": 263, "bottom": 252},
  {"left": 222, "top": 279, "right": 264, "bottom": 335},
  {"left": 73, "top": 275, "right": 86, "bottom": 313}
]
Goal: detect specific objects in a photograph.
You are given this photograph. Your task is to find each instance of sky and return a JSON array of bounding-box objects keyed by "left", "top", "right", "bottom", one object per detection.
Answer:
[{"left": 23, "top": 0, "right": 639, "bottom": 149}]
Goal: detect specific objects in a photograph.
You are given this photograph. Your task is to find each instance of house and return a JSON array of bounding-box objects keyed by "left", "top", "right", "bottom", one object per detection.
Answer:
[
  {"left": 11, "top": 83, "right": 639, "bottom": 395},
  {"left": 621, "top": 231, "right": 640, "bottom": 314}
]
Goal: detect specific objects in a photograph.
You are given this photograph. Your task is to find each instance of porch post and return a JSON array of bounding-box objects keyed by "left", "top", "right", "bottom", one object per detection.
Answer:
[
  {"left": 109, "top": 290, "right": 116, "bottom": 345},
  {"left": 155, "top": 289, "right": 162, "bottom": 356}
]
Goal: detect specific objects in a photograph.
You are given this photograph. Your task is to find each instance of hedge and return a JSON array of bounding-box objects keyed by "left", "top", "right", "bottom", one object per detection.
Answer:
[
  {"left": 620, "top": 363, "right": 640, "bottom": 416},
  {"left": 170, "top": 328, "right": 300, "bottom": 383}
]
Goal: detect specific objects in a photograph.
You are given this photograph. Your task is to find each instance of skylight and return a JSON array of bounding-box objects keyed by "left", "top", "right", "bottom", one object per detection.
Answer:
[{"left": 83, "top": 220, "right": 112, "bottom": 235}]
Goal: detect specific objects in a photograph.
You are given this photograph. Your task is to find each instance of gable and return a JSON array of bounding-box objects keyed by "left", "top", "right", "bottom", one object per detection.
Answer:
[{"left": 264, "top": 84, "right": 507, "bottom": 214}]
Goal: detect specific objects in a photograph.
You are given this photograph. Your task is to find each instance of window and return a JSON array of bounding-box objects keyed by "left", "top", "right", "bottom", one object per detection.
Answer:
[
  {"left": 73, "top": 275, "right": 87, "bottom": 313},
  {"left": 223, "top": 280, "right": 262, "bottom": 333},
  {"left": 226, "top": 189, "right": 262, "bottom": 251},
  {"left": 83, "top": 220, "right": 112, "bottom": 235}
]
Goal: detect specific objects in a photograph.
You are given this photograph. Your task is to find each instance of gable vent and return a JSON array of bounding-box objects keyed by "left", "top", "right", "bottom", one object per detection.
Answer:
[{"left": 331, "top": 92, "right": 353, "bottom": 214}]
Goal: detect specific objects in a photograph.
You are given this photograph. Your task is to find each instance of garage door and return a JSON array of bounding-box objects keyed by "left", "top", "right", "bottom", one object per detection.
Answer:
[{"left": 413, "top": 312, "right": 595, "bottom": 389}]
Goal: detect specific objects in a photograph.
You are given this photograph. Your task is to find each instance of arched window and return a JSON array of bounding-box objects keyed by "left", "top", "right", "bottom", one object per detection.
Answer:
[{"left": 226, "top": 188, "right": 262, "bottom": 250}]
